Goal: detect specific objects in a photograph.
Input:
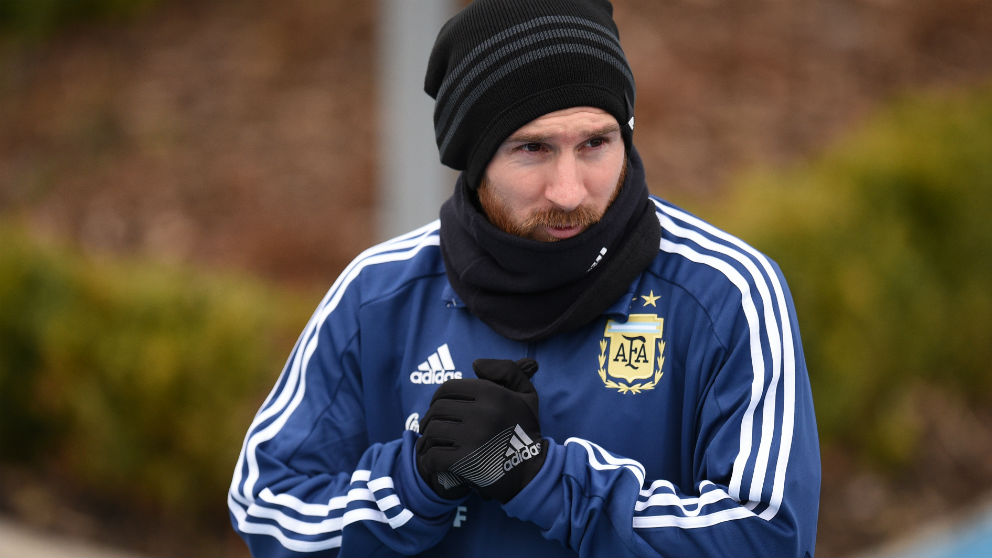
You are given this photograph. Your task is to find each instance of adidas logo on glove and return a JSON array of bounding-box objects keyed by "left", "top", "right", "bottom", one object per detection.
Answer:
[
  {"left": 503, "top": 425, "right": 541, "bottom": 472},
  {"left": 410, "top": 344, "right": 463, "bottom": 384},
  {"left": 447, "top": 424, "right": 541, "bottom": 487}
]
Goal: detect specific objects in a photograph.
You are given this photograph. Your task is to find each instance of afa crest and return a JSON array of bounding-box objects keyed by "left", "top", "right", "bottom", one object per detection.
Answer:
[{"left": 598, "top": 314, "right": 666, "bottom": 394}]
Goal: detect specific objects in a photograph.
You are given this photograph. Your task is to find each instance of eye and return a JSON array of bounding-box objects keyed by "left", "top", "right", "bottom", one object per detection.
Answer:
[
  {"left": 519, "top": 142, "right": 544, "bottom": 153},
  {"left": 586, "top": 137, "right": 606, "bottom": 148}
]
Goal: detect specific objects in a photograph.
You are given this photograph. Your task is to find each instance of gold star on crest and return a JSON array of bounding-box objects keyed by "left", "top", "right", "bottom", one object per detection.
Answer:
[{"left": 640, "top": 290, "right": 660, "bottom": 307}]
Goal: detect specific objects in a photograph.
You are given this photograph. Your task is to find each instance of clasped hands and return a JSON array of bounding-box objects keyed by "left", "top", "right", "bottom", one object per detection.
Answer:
[{"left": 415, "top": 358, "right": 546, "bottom": 504}]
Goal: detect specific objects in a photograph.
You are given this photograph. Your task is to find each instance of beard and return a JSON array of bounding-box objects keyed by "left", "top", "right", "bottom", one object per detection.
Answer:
[{"left": 477, "top": 158, "right": 627, "bottom": 242}]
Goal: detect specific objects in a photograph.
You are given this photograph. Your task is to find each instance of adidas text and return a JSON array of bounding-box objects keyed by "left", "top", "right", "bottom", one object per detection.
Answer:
[
  {"left": 409, "top": 370, "right": 462, "bottom": 384},
  {"left": 504, "top": 442, "right": 541, "bottom": 472},
  {"left": 410, "top": 343, "right": 462, "bottom": 384}
]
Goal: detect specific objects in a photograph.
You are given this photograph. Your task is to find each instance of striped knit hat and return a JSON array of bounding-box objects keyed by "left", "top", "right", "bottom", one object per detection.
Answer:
[{"left": 425, "top": 0, "right": 636, "bottom": 189}]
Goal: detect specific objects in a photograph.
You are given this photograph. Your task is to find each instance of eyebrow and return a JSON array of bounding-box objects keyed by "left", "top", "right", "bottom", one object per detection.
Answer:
[{"left": 505, "top": 123, "right": 622, "bottom": 144}]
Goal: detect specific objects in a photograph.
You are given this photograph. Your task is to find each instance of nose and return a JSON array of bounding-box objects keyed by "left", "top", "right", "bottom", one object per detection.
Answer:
[{"left": 544, "top": 155, "right": 586, "bottom": 211}]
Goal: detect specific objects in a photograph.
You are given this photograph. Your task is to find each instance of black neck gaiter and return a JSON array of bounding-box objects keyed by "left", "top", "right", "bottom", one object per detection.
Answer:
[{"left": 439, "top": 147, "right": 661, "bottom": 342}]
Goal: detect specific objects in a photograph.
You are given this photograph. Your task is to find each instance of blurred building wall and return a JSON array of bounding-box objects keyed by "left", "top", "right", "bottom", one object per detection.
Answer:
[{"left": 376, "top": 0, "right": 457, "bottom": 241}]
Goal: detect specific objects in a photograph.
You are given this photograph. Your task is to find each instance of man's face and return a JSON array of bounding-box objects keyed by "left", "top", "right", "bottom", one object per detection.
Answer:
[{"left": 478, "top": 106, "right": 626, "bottom": 242}]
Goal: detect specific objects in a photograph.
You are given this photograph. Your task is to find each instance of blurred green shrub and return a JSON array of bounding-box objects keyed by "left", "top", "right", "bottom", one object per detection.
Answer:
[
  {"left": 0, "top": 225, "right": 312, "bottom": 538},
  {"left": 0, "top": 0, "right": 158, "bottom": 39},
  {"left": 710, "top": 82, "right": 992, "bottom": 469}
]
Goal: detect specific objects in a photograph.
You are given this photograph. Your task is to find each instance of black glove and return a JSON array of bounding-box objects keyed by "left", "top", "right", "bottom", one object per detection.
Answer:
[{"left": 415, "top": 358, "right": 545, "bottom": 503}]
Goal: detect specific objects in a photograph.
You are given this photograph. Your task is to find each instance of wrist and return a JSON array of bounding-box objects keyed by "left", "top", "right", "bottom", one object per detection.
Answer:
[
  {"left": 398, "top": 431, "right": 469, "bottom": 518},
  {"left": 501, "top": 437, "right": 564, "bottom": 524},
  {"left": 483, "top": 433, "right": 549, "bottom": 503}
]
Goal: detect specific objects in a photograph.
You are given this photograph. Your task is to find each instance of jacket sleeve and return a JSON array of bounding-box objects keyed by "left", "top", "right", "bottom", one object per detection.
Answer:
[
  {"left": 227, "top": 250, "right": 462, "bottom": 557},
  {"left": 503, "top": 264, "right": 820, "bottom": 557}
]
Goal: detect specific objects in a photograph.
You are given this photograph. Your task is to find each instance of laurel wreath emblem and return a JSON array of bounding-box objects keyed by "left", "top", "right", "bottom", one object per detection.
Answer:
[{"left": 598, "top": 339, "right": 665, "bottom": 394}]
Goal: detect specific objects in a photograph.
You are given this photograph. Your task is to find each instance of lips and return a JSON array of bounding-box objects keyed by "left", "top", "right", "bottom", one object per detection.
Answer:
[
  {"left": 523, "top": 206, "right": 599, "bottom": 241},
  {"left": 545, "top": 224, "right": 585, "bottom": 240}
]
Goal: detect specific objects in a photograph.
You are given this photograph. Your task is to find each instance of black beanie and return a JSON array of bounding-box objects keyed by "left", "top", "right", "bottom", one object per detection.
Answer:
[{"left": 425, "top": 0, "right": 636, "bottom": 189}]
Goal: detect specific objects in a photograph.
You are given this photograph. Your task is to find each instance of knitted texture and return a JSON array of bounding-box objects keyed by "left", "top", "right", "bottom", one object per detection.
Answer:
[{"left": 425, "top": 0, "right": 635, "bottom": 189}]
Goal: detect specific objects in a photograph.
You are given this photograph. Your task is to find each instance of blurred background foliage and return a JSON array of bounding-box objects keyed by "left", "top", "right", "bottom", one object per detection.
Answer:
[
  {"left": 0, "top": 0, "right": 158, "bottom": 40},
  {"left": 711, "top": 83, "right": 992, "bottom": 470},
  {"left": 0, "top": 222, "right": 313, "bottom": 552},
  {"left": 1, "top": 0, "right": 991, "bottom": 556}
]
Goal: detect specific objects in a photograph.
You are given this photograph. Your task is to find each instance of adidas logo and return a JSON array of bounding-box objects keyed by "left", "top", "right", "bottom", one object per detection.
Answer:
[
  {"left": 503, "top": 424, "right": 541, "bottom": 473},
  {"left": 446, "top": 424, "right": 542, "bottom": 488},
  {"left": 409, "top": 344, "right": 463, "bottom": 384},
  {"left": 586, "top": 246, "right": 608, "bottom": 272}
]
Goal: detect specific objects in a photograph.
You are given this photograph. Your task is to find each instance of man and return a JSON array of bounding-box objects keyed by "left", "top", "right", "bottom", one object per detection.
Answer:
[{"left": 228, "top": 0, "right": 820, "bottom": 556}]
